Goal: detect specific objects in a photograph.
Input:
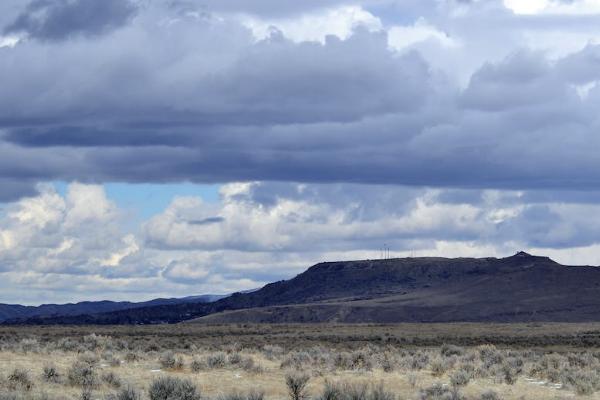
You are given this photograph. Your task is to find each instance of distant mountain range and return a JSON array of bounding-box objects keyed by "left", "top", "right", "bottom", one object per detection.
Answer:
[
  {"left": 0, "top": 294, "right": 226, "bottom": 323},
  {"left": 7, "top": 252, "right": 600, "bottom": 325}
]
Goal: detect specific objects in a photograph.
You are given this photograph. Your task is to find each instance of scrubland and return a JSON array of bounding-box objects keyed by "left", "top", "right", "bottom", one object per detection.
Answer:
[{"left": 1, "top": 323, "right": 600, "bottom": 400}]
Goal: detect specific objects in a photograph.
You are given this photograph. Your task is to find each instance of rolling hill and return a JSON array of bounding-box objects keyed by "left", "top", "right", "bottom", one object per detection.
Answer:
[
  {"left": 0, "top": 294, "right": 225, "bottom": 323},
  {"left": 7, "top": 252, "right": 600, "bottom": 324}
]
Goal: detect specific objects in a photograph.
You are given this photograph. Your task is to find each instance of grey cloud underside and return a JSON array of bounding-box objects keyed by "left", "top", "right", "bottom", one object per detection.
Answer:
[
  {"left": 2, "top": 2, "right": 600, "bottom": 193},
  {"left": 3, "top": 0, "right": 137, "bottom": 40}
]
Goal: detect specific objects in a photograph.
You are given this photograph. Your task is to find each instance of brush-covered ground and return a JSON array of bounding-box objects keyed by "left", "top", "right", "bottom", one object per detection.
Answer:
[{"left": 2, "top": 323, "right": 600, "bottom": 400}]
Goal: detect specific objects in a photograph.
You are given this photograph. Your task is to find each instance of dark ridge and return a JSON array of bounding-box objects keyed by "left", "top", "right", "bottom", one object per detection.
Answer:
[{"left": 5, "top": 252, "right": 600, "bottom": 325}]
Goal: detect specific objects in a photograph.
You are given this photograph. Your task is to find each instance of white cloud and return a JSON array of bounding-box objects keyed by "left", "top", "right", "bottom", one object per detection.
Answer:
[
  {"left": 504, "top": 0, "right": 550, "bottom": 14},
  {"left": 0, "top": 36, "right": 19, "bottom": 48},
  {"left": 504, "top": 0, "right": 600, "bottom": 15},
  {"left": 97, "top": 234, "right": 139, "bottom": 267},
  {"left": 4, "top": 181, "right": 600, "bottom": 304},
  {"left": 239, "top": 5, "right": 382, "bottom": 43},
  {"left": 388, "top": 18, "right": 459, "bottom": 51}
]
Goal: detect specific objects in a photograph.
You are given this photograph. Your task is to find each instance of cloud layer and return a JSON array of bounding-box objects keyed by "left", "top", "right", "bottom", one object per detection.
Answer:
[
  {"left": 1, "top": 0, "right": 600, "bottom": 197},
  {"left": 2, "top": 0, "right": 600, "bottom": 303}
]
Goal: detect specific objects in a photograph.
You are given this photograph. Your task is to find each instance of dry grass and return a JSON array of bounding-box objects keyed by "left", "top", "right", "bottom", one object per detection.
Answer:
[{"left": 1, "top": 324, "right": 600, "bottom": 399}]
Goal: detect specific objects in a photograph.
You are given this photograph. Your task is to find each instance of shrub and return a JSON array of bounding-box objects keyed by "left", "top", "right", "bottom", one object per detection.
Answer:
[
  {"left": 42, "top": 364, "right": 60, "bottom": 383},
  {"left": 319, "top": 381, "right": 341, "bottom": 400},
  {"left": 441, "top": 345, "right": 464, "bottom": 358},
  {"left": 479, "top": 391, "right": 501, "bottom": 400},
  {"left": 500, "top": 364, "right": 518, "bottom": 385},
  {"left": 407, "top": 372, "right": 418, "bottom": 388},
  {"left": 380, "top": 354, "right": 395, "bottom": 373},
  {"left": 125, "top": 352, "right": 140, "bottom": 363},
  {"left": 418, "top": 383, "right": 453, "bottom": 400},
  {"left": 333, "top": 352, "right": 352, "bottom": 370},
  {"left": 449, "top": 369, "right": 471, "bottom": 388},
  {"left": 429, "top": 357, "right": 450, "bottom": 377},
  {"left": 79, "top": 352, "right": 100, "bottom": 366},
  {"left": 190, "top": 358, "right": 207, "bottom": 372},
  {"left": 370, "top": 383, "right": 395, "bottom": 400},
  {"left": 104, "top": 352, "right": 122, "bottom": 367},
  {"left": 246, "top": 390, "right": 265, "bottom": 400},
  {"left": 68, "top": 361, "right": 97, "bottom": 387},
  {"left": 405, "top": 352, "right": 429, "bottom": 370},
  {"left": 219, "top": 391, "right": 265, "bottom": 400},
  {"left": 345, "top": 383, "right": 369, "bottom": 400},
  {"left": 19, "top": 339, "right": 39, "bottom": 354},
  {"left": 114, "top": 386, "right": 142, "bottom": 400},
  {"left": 159, "top": 351, "right": 184, "bottom": 370},
  {"left": 350, "top": 350, "right": 373, "bottom": 371},
  {"left": 57, "top": 337, "right": 79, "bottom": 352},
  {"left": 263, "top": 345, "right": 284, "bottom": 360},
  {"left": 285, "top": 373, "right": 310, "bottom": 400},
  {"left": 240, "top": 356, "right": 256, "bottom": 372},
  {"left": 7, "top": 368, "right": 33, "bottom": 391},
  {"left": 206, "top": 352, "right": 227, "bottom": 369},
  {"left": 102, "top": 371, "right": 122, "bottom": 388},
  {"left": 569, "top": 370, "right": 597, "bottom": 395},
  {"left": 148, "top": 376, "right": 201, "bottom": 400},
  {"left": 478, "top": 345, "right": 503, "bottom": 367},
  {"left": 228, "top": 353, "right": 242, "bottom": 365},
  {"left": 281, "top": 351, "right": 311, "bottom": 370}
]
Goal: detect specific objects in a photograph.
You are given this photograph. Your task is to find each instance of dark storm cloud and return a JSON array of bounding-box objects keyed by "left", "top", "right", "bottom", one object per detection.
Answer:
[
  {"left": 0, "top": 179, "right": 38, "bottom": 202},
  {"left": 1, "top": 1, "right": 600, "bottom": 196},
  {"left": 3, "top": 0, "right": 137, "bottom": 41}
]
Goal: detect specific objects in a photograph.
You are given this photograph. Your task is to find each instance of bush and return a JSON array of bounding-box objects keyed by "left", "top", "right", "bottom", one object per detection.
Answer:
[
  {"left": 228, "top": 353, "right": 242, "bottom": 365},
  {"left": 380, "top": 354, "right": 395, "bottom": 373},
  {"left": 405, "top": 352, "right": 429, "bottom": 370},
  {"left": 478, "top": 345, "right": 503, "bottom": 367},
  {"left": 148, "top": 376, "right": 201, "bottom": 400},
  {"left": 569, "top": 370, "right": 597, "bottom": 395},
  {"left": 285, "top": 373, "right": 310, "bottom": 400},
  {"left": 479, "top": 391, "right": 501, "bottom": 400},
  {"left": 263, "top": 345, "right": 284, "bottom": 360},
  {"left": 246, "top": 390, "right": 265, "bottom": 400},
  {"left": 449, "top": 369, "right": 471, "bottom": 388},
  {"left": 113, "top": 386, "right": 142, "bottom": 400},
  {"left": 350, "top": 350, "right": 373, "bottom": 371},
  {"left": 418, "top": 383, "right": 453, "bottom": 400},
  {"left": 159, "top": 351, "right": 184, "bottom": 370},
  {"left": 190, "top": 358, "right": 207, "bottom": 372},
  {"left": 219, "top": 391, "right": 265, "bottom": 400},
  {"left": 370, "top": 383, "right": 395, "bottom": 400},
  {"left": 441, "top": 345, "right": 464, "bottom": 358},
  {"left": 79, "top": 352, "right": 100, "bottom": 366},
  {"left": 341, "top": 382, "right": 368, "bottom": 400},
  {"left": 102, "top": 371, "right": 122, "bottom": 388},
  {"left": 68, "top": 361, "right": 97, "bottom": 387},
  {"left": 19, "top": 339, "right": 39, "bottom": 354},
  {"left": 104, "top": 352, "right": 122, "bottom": 367},
  {"left": 125, "top": 352, "right": 140, "bottom": 363},
  {"left": 206, "top": 352, "right": 227, "bottom": 369},
  {"left": 429, "top": 357, "right": 450, "bottom": 377},
  {"left": 7, "top": 368, "right": 33, "bottom": 391},
  {"left": 240, "top": 356, "right": 256, "bottom": 372},
  {"left": 319, "top": 381, "right": 341, "bottom": 400},
  {"left": 42, "top": 364, "right": 60, "bottom": 383},
  {"left": 407, "top": 372, "right": 418, "bottom": 388}
]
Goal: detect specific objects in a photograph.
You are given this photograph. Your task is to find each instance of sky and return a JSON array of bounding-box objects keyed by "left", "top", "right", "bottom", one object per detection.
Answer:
[{"left": 2, "top": 0, "right": 600, "bottom": 304}]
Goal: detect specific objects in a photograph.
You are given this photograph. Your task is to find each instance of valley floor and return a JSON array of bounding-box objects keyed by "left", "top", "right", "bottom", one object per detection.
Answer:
[{"left": 2, "top": 323, "right": 600, "bottom": 399}]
